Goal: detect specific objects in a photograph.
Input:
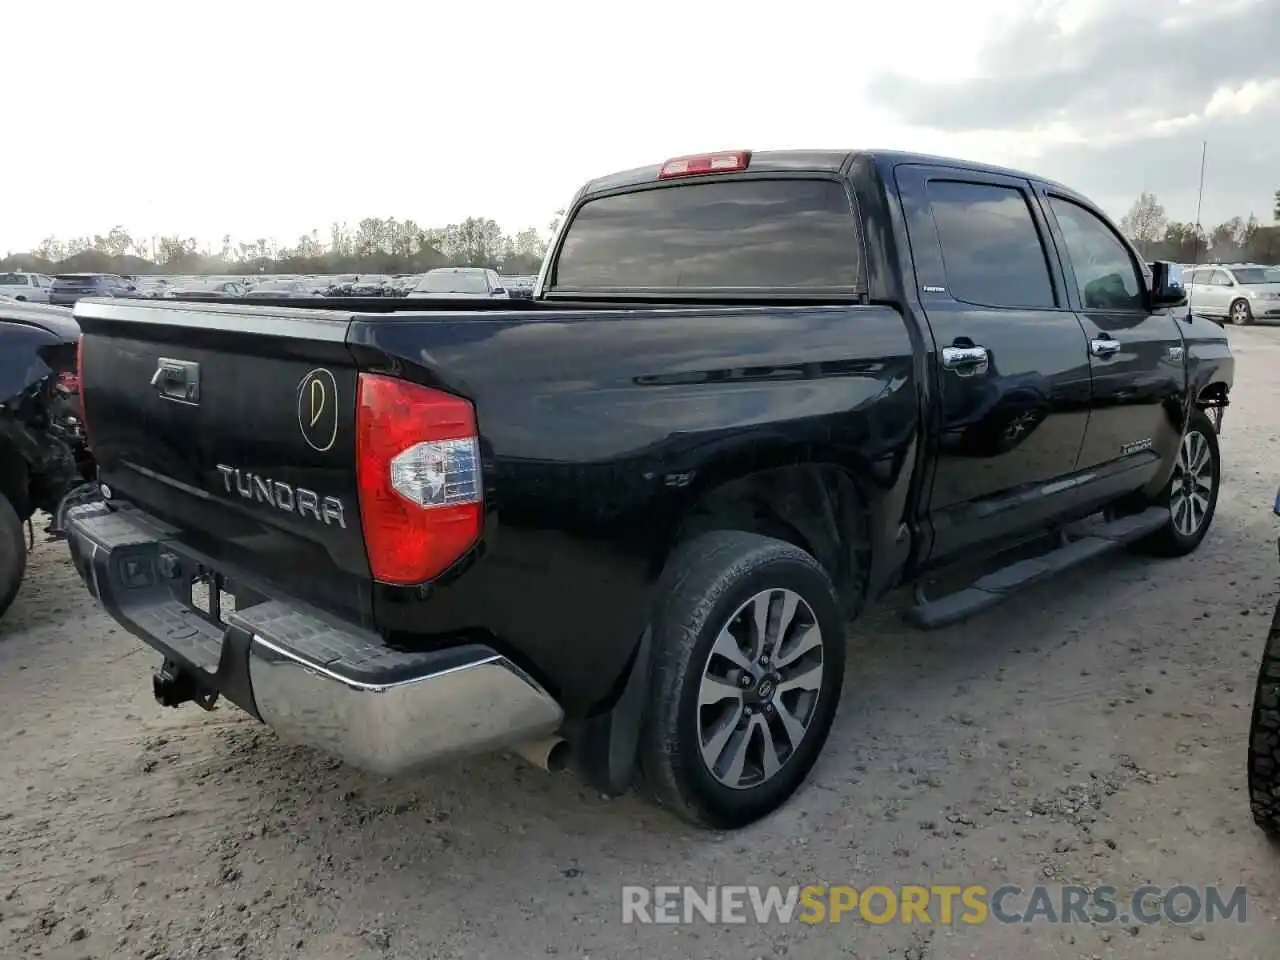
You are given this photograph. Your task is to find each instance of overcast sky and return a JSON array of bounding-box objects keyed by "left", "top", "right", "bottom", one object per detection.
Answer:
[{"left": 4, "top": 0, "right": 1276, "bottom": 254}]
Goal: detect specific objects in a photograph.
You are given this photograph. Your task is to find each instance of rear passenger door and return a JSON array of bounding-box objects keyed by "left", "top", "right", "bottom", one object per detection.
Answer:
[
  {"left": 1038, "top": 192, "right": 1185, "bottom": 476},
  {"left": 896, "top": 165, "right": 1093, "bottom": 561}
]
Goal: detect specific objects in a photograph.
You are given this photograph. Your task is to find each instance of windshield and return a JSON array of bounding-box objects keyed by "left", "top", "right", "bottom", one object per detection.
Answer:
[
  {"left": 1231, "top": 268, "right": 1278, "bottom": 284},
  {"left": 418, "top": 271, "right": 489, "bottom": 294},
  {"left": 552, "top": 178, "right": 863, "bottom": 292}
]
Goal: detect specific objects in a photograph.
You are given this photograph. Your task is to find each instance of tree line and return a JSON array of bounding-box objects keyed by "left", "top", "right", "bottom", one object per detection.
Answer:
[
  {"left": 1118, "top": 189, "right": 1280, "bottom": 264},
  {"left": 6, "top": 189, "right": 1278, "bottom": 279},
  {"left": 0, "top": 212, "right": 565, "bottom": 278}
]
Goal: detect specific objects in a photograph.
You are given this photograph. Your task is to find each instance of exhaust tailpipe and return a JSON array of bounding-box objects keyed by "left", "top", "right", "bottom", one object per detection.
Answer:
[{"left": 511, "top": 736, "right": 570, "bottom": 773}]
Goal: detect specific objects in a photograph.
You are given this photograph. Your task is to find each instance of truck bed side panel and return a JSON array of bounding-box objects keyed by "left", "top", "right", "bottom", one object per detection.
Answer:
[{"left": 349, "top": 304, "right": 918, "bottom": 712}]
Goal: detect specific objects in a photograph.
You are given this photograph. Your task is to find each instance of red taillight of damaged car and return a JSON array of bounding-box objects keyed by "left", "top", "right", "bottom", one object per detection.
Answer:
[{"left": 74, "top": 334, "right": 90, "bottom": 447}]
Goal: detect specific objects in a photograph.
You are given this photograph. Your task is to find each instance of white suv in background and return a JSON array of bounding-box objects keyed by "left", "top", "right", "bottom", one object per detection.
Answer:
[
  {"left": 1186, "top": 263, "right": 1280, "bottom": 326},
  {"left": 0, "top": 272, "right": 53, "bottom": 303}
]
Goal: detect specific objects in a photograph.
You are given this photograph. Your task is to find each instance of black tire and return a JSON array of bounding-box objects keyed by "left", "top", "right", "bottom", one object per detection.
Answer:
[
  {"left": 1133, "top": 408, "right": 1221, "bottom": 558},
  {"left": 1229, "top": 298, "right": 1254, "bottom": 326},
  {"left": 638, "top": 530, "right": 847, "bottom": 829},
  {"left": 1248, "top": 594, "right": 1280, "bottom": 841},
  {"left": 0, "top": 491, "right": 27, "bottom": 621}
]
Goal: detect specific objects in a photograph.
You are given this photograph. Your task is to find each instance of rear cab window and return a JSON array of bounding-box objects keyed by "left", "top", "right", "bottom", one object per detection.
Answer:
[{"left": 549, "top": 178, "right": 863, "bottom": 294}]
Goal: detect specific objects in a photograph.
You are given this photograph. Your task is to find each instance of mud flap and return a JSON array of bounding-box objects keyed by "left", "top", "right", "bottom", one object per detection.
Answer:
[{"left": 570, "top": 628, "right": 652, "bottom": 796}]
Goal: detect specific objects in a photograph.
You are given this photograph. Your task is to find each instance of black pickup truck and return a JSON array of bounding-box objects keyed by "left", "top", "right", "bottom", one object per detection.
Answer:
[{"left": 63, "top": 149, "right": 1233, "bottom": 829}]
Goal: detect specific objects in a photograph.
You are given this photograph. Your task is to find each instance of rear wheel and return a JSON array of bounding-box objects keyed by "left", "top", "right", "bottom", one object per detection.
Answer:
[
  {"left": 1248, "top": 594, "right": 1280, "bottom": 840},
  {"left": 1132, "top": 408, "right": 1220, "bottom": 557},
  {"left": 639, "top": 530, "right": 847, "bottom": 829},
  {"left": 1230, "top": 298, "right": 1254, "bottom": 326},
  {"left": 0, "top": 491, "right": 27, "bottom": 621}
]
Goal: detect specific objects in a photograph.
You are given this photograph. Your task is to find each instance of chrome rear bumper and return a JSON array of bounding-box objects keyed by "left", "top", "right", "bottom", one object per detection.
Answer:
[{"left": 64, "top": 502, "right": 563, "bottom": 775}]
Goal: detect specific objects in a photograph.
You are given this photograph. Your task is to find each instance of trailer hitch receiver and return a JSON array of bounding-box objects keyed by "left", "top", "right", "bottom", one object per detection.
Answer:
[{"left": 153, "top": 659, "right": 219, "bottom": 711}]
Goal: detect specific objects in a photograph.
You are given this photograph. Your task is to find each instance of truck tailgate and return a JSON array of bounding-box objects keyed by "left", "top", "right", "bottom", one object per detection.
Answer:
[{"left": 75, "top": 299, "right": 372, "bottom": 623}]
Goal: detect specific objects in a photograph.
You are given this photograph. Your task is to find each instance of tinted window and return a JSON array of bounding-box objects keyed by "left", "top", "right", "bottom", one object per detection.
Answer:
[
  {"left": 1048, "top": 197, "right": 1143, "bottom": 310},
  {"left": 0, "top": 273, "right": 30, "bottom": 285},
  {"left": 419, "top": 270, "right": 489, "bottom": 294},
  {"left": 1230, "top": 268, "right": 1273, "bottom": 284},
  {"left": 552, "top": 179, "right": 861, "bottom": 291},
  {"left": 53, "top": 275, "right": 102, "bottom": 287},
  {"left": 925, "top": 180, "right": 1056, "bottom": 309}
]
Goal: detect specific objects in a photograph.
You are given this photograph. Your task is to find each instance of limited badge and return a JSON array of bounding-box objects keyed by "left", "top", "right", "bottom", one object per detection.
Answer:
[{"left": 297, "top": 368, "right": 339, "bottom": 452}]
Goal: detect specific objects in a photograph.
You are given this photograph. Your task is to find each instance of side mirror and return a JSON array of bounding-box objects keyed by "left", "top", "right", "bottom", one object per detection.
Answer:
[{"left": 1149, "top": 261, "right": 1187, "bottom": 308}]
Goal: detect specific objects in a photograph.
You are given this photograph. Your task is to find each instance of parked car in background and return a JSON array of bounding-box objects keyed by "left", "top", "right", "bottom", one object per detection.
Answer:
[
  {"left": 0, "top": 272, "right": 53, "bottom": 303},
  {"left": 47, "top": 273, "right": 135, "bottom": 307},
  {"left": 166, "top": 280, "right": 247, "bottom": 299},
  {"left": 1186, "top": 264, "right": 1280, "bottom": 325},
  {"left": 407, "top": 266, "right": 509, "bottom": 298},
  {"left": 244, "top": 279, "right": 316, "bottom": 298}
]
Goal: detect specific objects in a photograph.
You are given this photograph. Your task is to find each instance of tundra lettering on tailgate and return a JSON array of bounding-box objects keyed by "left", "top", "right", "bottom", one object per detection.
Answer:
[{"left": 215, "top": 464, "right": 346, "bottom": 528}]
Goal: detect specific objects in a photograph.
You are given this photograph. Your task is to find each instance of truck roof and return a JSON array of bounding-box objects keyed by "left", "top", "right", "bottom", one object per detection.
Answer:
[{"left": 580, "top": 148, "right": 1073, "bottom": 197}]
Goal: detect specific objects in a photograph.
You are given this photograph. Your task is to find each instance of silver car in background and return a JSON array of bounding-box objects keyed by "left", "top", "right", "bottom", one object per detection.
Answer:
[
  {"left": 407, "top": 267, "right": 510, "bottom": 299},
  {"left": 1186, "top": 263, "right": 1280, "bottom": 326}
]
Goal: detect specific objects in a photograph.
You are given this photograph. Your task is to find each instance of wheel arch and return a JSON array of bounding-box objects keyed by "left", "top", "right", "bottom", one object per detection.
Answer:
[
  {"left": 0, "top": 435, "right": 29, "bottom": 519},
  {"left": 1197, "top": 379, "right": 1229, "bottom": 408},
  {"left": 663, "top": 456, "right": 876, "bottom": 618}
]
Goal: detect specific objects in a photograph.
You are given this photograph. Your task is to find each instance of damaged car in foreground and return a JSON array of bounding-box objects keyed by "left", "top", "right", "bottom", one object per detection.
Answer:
[{"left": 0, "top": 300, "right": 95, "bottom": 620}]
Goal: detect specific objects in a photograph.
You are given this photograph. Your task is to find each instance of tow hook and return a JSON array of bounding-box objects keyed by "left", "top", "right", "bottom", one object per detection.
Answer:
[{"left": 153, "top": 659, "right": 220, "bottom": 712}]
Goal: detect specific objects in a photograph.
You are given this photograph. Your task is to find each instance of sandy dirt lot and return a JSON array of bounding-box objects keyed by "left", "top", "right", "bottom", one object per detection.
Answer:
[{"left": 3, "top": 327, "right": 1280, "bottom": 960}]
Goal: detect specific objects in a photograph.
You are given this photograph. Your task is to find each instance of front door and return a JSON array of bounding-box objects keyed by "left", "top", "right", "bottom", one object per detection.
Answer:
[
  {"left": 1038, "top": 191, "right": 1185, "bottom": 478},
  {"left": 895, "top": 166, "right": 1093, "bottom": 563}
]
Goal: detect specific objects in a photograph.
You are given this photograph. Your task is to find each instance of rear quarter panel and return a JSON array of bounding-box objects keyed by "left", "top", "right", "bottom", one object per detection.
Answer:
[{"left": 349, "top": 304, "right": 918, "bottom": 712}]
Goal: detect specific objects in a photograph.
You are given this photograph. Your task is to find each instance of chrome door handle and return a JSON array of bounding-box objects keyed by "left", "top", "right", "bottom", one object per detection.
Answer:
[
  {"left": 1090, "top": 337, "right": 1121, "bottom": 358},
  {"left": 940, "top": 344, "right": 989, "bottom": 376}
]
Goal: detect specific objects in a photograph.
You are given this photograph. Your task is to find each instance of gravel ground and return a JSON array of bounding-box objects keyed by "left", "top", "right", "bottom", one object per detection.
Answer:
[{"left": 3, "top": 326, "right": 1280, "bottom": 960}]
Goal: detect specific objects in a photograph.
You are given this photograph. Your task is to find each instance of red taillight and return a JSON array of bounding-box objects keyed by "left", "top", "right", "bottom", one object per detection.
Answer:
[
  {"left": 355, "top": 373, "right": 482, "bottom": 585},
  {"left": 658, "top": 150, "right": 751, "bottom": 179}
]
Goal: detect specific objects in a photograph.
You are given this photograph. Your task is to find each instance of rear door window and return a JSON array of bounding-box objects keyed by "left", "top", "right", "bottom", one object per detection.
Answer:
[
  {"left": 551, "top": 179, "right": 862, "bottom": 292},
  {"left": 925, "top": 180, "right": 1057, "bottom": 309}
]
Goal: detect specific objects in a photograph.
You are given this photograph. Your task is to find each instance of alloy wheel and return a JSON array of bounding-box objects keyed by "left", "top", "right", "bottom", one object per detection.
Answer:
[
  {"left": 1170, "top": 429, "right": 1215, "bottom": 538},
  {"left": 696, "top": 588, "right": 825, "bottom": 790}
]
